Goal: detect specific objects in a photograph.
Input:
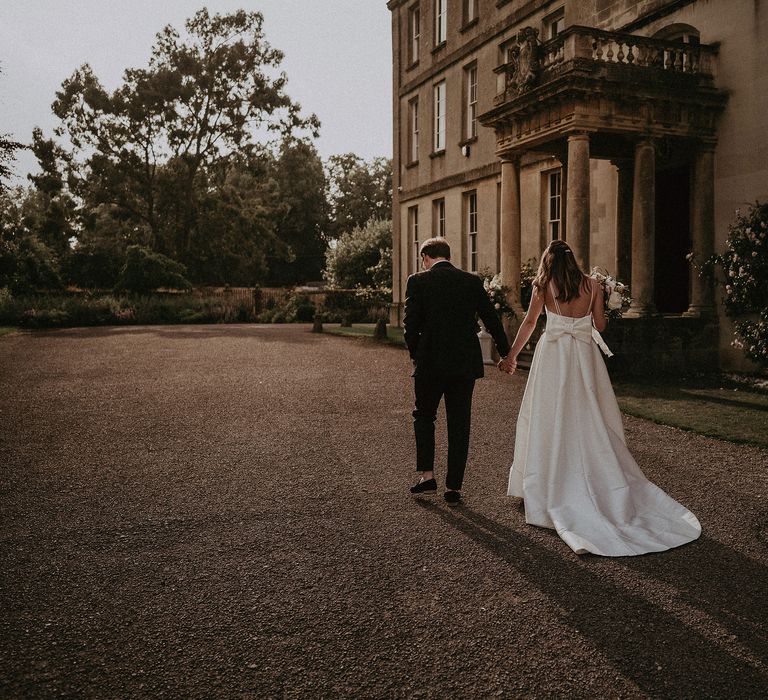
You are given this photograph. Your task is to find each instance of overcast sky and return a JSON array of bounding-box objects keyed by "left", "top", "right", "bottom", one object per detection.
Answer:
[{"left": 0, "top": 0, "right": 393, "bottom": 184}]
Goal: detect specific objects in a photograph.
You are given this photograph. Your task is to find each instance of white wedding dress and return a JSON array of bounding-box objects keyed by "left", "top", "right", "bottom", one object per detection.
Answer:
[{"left": 507, "top": 285, "right": 701, "bottom": 557}]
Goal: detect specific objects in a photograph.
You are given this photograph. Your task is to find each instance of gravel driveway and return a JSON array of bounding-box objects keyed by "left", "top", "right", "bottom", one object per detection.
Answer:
[{"left": 1, "top": 324, "right": 767, "bottom": 698}]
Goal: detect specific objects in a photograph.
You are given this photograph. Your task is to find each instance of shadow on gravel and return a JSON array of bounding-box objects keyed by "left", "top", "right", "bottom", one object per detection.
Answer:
[
  {"left": 620, "top": 534, "right": 768, "bottom": 663},
  {"left": 26, "top": 325, "right": 315, "bottom": 343},
  {"left": 415, "top": 500, "right": 768, "bottom": 697}
]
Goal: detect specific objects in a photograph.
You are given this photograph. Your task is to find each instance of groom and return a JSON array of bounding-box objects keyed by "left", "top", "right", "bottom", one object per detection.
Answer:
[{"left": 404, "top": 237, "right": 512, "bottom": 506}]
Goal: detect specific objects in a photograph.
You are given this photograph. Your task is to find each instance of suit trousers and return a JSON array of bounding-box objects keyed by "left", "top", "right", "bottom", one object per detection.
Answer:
[{"left": 412, "top": 373, "right": 476, "bottom": 490}]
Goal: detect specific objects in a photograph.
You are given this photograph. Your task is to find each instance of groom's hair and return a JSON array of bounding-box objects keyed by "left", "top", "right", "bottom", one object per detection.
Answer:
[{"left": 420, "top": 237, "right": 451, "bottom": 260}]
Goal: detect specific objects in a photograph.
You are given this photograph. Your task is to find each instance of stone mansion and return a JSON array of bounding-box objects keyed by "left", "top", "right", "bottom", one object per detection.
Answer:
[{"left": 386, "top": 0, "right": 768, "bottom": 372}]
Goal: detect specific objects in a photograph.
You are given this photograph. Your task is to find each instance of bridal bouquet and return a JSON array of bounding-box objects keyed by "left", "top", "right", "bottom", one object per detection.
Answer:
[
  {"left": 480, "top": 269, "right": 515, "bottom": 318},
  {"left": 589, "top": 267, "right": 631, "bottom": 319}
]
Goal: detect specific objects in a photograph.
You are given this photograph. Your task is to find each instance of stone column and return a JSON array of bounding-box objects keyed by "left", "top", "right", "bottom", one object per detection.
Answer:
[
  {"left": 612, "top": 158, "right": 633, "bottom": 285},
  {"left": 500, "top": 156, "right": 523, "bottom": 320},
  {"left": 626, "top": 138, "right": 657, "bottom": 317},
  {"left": 566, "top": 132, "right": 590, "bottom": 271},
  {"left": 685, "top": 146, "right": 716, "bottom": 317}
]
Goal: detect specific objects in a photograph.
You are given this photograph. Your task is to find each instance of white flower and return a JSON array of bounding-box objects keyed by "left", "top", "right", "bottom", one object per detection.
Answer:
[
  {"left": 494, "top": 302, "right": 501, "bottom": 310},
  {"left": 607, "top": 290, "right": 622, "bottom": 310}
]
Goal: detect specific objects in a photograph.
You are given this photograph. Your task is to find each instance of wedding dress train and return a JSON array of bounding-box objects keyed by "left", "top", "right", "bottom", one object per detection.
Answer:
[{"left": 507, "top": 293, "right": 701, "bottom": 557}]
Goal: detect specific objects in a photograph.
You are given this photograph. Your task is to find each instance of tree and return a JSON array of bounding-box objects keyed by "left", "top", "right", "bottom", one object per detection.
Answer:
[
  {"left": 0, "top": 66, "right": 24, "bottom": 192},
  {"left": 50, "top": 8, "right": 319, "bottom": 281},
  {"left": 326, "top": 154, "right": 392, "bottom": 239},
  {"left": 324, "top": 219, "right": 392, "bottom": 289},
  {"left": 188, "top": 148, "right": 284, "bottom": 285},
  {"left": 267, "top": 139, "right": 329, "bottom": 285},
  {"left": 65, "top": 204, "right": 133, "bottom": 288},
  {"left": 25, "top": 128, "right": 77, "bottom": 257},
  {"left": 0, "top": 134, "right": 23, "bottom": 192},
  {"left": 0, "top": 187, "right": 63, "bottom": 292}
]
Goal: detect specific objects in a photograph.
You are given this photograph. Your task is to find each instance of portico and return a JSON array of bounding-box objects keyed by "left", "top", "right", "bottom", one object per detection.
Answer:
[{"left": 479, "top": 26, "right": 727, "bottom": 372}]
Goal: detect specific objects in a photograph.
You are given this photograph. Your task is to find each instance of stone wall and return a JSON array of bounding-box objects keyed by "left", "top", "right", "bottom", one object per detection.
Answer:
[{"left": 601, "top": 316, "right": 720, "bottom": 376}]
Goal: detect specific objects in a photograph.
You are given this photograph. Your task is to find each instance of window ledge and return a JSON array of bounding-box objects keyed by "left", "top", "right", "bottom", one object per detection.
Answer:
[
  {"left": 429, "top": 149, "right": 446, "bottom": 159},
  {"left": 405, "top": 160, "right": 419, "bottom": 169},
  {"left": 405, "top": 59, "right": 420, "bottom": 73},
  {"left": 460, "top": 17, "right": 479, "bottom": 33},
  {"left": 431, "top": 41, "right": 447, "bottom": 55},
  {"left": 459, "top": 136, "right": 478, "bottom": 147}
]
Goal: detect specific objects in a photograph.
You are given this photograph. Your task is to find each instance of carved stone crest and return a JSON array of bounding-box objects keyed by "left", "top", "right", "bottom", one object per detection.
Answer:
[{"left": 506, "top": 26, "right": 541, "bottom": 95}]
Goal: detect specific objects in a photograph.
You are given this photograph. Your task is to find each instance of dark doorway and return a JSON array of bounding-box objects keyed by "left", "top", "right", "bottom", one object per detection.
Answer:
[{"left": 655, "top": 165, "right": 691, "bottom": 313}]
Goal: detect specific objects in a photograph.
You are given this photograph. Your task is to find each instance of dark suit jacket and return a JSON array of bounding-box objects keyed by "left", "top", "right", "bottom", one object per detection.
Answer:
[{"left": 403, "top": 262, "right": 512, "bottom": 379}]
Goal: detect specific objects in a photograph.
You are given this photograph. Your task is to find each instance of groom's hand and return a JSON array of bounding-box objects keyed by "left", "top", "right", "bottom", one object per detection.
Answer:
[{"left": 497, "top": 356, "right": 517, "bottom": 374}]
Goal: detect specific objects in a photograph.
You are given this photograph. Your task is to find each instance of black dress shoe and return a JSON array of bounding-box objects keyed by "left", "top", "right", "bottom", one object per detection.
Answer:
[
  {"left": 410, "top": 478, "right": 437, "bottom": 495},
  {"left": 444, "top": 490, "right": 461, "bottom": 506}
]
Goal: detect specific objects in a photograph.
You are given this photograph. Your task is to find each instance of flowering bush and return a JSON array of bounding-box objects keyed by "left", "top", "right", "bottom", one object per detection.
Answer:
[
  {"left": 479, "top": 269, "right": 515, "bottom": 318},
  {"left": 733, "top": 310, "right": 768, "bottom": 366},
  {"left": 698, "top": 201, "right": 768, "bottom": 366},
  {"left": 589, "top": 267, "right": 632, "bottom": 319},
  {"left": 705, "top": 202, "right": 768, "bottom": 315}
]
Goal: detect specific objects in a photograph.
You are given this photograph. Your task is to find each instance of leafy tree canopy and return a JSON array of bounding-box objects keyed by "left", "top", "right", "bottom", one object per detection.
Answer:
[
  {"left": 326, "top": 154, "right": 392, "bottom": 240},
  {"left": 48, "top": 8, "right": 320, "bottom": 283}
]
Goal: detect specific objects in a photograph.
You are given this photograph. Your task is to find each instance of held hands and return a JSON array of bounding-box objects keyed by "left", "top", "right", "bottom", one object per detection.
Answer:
[{"left": 497, "top": 355, "right": 517, "bottom": 374}]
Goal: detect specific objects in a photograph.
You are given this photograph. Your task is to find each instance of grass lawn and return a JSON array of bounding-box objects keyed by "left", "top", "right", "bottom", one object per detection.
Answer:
[
  {"left": 614, "top": 381, "right": 768, "bottom": 449},
  {"left": 0, "top": 327, "right": 19, "bottom": 337},
  {"left": 323, "top": 324, "right": 768, "bottom": 449}
]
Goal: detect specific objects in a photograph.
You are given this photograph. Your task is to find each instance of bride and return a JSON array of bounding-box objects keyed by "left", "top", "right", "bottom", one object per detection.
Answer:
[{"left": 503, "top": 240, "right": 701, "bottom": 556}]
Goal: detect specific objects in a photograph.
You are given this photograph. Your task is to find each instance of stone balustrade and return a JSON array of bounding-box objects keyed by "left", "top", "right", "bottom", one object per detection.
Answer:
[{"left": 497, "top": 25, "right": 719, "bottom": 105}]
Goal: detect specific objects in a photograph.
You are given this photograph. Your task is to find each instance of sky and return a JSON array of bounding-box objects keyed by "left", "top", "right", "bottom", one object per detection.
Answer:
[{"left": 0, "top": 0, "right": 393, "bottom": 184}]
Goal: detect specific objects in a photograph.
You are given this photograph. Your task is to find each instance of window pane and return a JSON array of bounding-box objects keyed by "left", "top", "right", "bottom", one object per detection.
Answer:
[
  {"left": 435, "top": 0, "right": 446, "bottom": 44},
  {"left": 409, "top": 7, "right": 420, "bottom": 62},
  {"left": 434, "top": 82, "right": 446, "bottom": 151},
  {"left": 466, "top": 66, "right": 478, "bottom": 139}
]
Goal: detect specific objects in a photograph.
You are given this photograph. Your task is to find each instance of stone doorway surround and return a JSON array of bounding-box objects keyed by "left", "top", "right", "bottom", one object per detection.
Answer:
[{"left": 479, "top": 25, "right": 728, "bottom": 373}]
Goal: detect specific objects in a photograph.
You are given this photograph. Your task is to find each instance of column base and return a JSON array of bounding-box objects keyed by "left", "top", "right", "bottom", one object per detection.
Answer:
[
  {"left": 624, "top": 303, "right": 658, "bottom": 318},
  {"left": 683, "top": 304, "right": 716, "bottom": 319}
]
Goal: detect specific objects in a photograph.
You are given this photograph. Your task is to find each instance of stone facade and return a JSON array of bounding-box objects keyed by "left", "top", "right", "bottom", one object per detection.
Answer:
[{"left": 387, "top": 0, "right": 768, "bottom": 374}]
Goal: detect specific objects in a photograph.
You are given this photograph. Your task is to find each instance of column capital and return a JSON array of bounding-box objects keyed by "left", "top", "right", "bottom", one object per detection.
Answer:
[
  {"left": 566, "top": 131, "right": 591, "bottom": 142},
  {"left": 499, "top": 152, "right": 522, "bottom": 165},
  {"left": 634, "top": 135, "right": 657, "bottom": 149}
]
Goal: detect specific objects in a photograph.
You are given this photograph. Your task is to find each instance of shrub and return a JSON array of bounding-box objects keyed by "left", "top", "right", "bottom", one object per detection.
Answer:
[
  {"left": 698, "top": 202, "right": 768, "bottom": 367},
  {"left": 265, "top": 292, "right": 316, "bottom": 323},
  {"left": 324, "top": 219, "right": 392, "bottom": 289},
  {"left": 114, "top": 245, "right": 191, "bottom": 294},
  {"left": 0, "top": 289, "right": 261, "bottom": 328},
  {"left": 323, "top": 287, "right": 390, "bottom": 323}
]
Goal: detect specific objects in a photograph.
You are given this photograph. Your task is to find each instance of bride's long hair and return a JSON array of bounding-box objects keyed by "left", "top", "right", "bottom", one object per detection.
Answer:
[{"left": 533, "top": 240, "right": 587, "bottom": 302}]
